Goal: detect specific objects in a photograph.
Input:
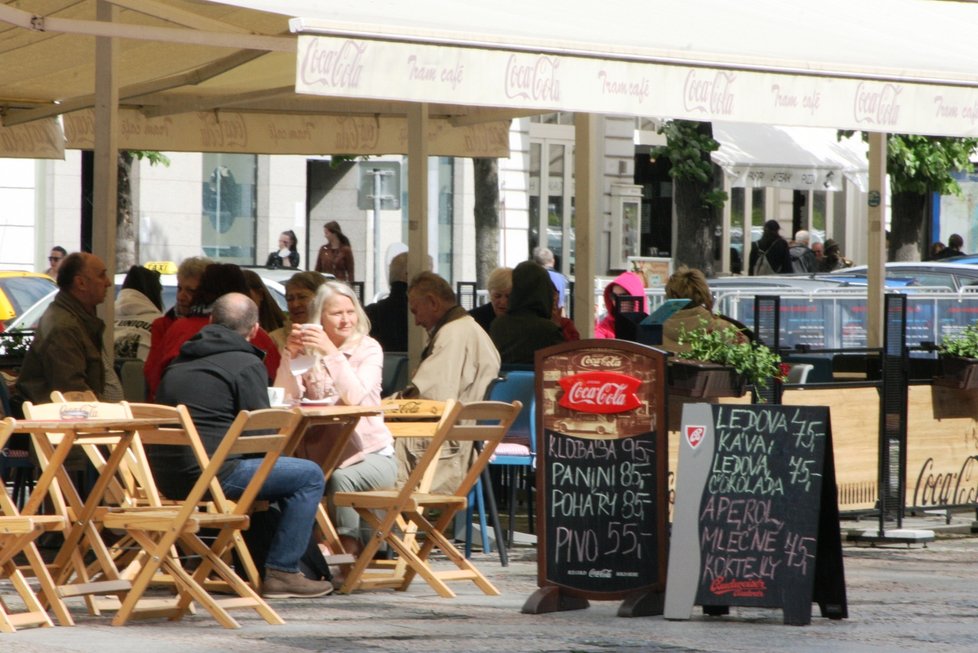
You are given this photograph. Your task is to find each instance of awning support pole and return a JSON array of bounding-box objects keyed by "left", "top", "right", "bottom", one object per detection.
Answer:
[
  {"left": 574, "top": 113, "right": 601, "bottom": 338},
  {"left": 407, "top": 103, "right": 429, "bottom": 371},
  {"left": 867, "top": 132, "right": 887, "bottom": 349},
  {"left": 93, "top": 0, "right": 119, "bottom": 357}
]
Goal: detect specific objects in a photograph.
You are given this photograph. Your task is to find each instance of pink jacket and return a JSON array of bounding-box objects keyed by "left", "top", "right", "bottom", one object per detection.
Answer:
[
  {"left": 275, "top": 335, "right": 392, "bottom": 469},
  {"left": 594, "top": 271, "right": 648, "bottom": 339}
]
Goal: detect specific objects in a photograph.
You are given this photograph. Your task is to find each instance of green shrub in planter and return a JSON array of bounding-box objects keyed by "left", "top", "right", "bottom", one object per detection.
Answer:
[
  {"left": 940, "top": 323, "right": 978, "bottom": 359},
  {"left": 937, "top": 323, "right": 978, "bottom": 389},
  {"left": 675, "top": 321, "right": 784, "bottom": 395}
]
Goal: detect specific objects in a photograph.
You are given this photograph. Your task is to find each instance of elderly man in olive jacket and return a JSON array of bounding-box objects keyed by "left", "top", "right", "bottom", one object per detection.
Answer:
[{"left": 15, "top": 252, "right": 113, "bottom": 404}]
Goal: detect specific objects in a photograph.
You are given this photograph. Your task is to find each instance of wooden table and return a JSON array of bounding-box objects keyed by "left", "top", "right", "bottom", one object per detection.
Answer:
[
  {"left": 10, "top": 416, "right": 173, "bottom": 619},
  {"left": 285, "top": 404, "right": 382, "bottom": 563}
]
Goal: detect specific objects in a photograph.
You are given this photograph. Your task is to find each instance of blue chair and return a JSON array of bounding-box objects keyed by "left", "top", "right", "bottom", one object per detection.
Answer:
[
  {"left": 0, "top": 381, "right": 34, "bottom": 508},
  {"left": 381, "top": 352, "right": 409, "bottom": 397},
  {"left": 484, "top": 370, "right": 536, "bottom": 547}
]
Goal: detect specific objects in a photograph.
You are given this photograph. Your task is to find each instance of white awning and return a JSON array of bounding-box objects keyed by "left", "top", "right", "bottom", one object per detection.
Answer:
[
  {"left": 711, "top": 123, "right": 868, "bottom": 192},
  {"left": 205, "top": 0, "right": 978, "bottom": 137}
]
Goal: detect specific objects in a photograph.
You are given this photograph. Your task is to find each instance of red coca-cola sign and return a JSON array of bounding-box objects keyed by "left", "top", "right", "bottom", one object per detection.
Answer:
[{"left": 557, "top": 371, "right": 642, "bottom": 414}]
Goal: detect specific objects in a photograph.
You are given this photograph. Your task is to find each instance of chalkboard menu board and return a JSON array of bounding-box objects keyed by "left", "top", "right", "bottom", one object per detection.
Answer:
[
  {"left": 664, "top": 403, "right": 847, "bottom": 626},
  {"left": 523, "top": 340, "right": 668, "bottom": 617}
]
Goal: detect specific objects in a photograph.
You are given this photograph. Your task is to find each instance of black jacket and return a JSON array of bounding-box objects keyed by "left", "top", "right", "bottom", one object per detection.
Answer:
[
  {"left": 490, "top": 261, "right": 563, "bottom": 365},
  {"left": 468, "top": 301, "right": 496, "bottom": 334},
  {"left": 365, "top": 281, "right": 408, "bottom": 352},
  {"left": 151, "top": 324, "right": 270, "bottom": 499},
  {"left": 749, "top": 234, "right": 792, "bottom": 275},
  {"left": 265, "top": 250, "right": 300, "bottom": 269}
]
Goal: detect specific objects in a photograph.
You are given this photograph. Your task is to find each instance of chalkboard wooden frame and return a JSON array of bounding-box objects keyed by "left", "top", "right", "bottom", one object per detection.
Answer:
[
  {"left": 522, "top": 339, "right": 668, "bottom": 616},
  {"left": 664, "top": 403, "right": 848, "bottom": 626}
]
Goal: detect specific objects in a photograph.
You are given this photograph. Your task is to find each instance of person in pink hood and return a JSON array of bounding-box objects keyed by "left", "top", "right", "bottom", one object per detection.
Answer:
[{"left": 595, "top": 271, "right": 648, "bottom": 338}]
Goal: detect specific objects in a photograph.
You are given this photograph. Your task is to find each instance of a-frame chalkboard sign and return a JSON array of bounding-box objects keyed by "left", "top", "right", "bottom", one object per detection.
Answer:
[
  {"left": 522, "top": 340, "right": 668, "bottom": 618},
  {"left": 664, "top": 403, "right": 847, "bottom": 626}
]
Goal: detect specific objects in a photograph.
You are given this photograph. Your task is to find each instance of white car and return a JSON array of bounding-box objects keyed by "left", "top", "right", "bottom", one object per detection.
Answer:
[{"left": 5, "top": 273, "right": 288, "bottom": 333}]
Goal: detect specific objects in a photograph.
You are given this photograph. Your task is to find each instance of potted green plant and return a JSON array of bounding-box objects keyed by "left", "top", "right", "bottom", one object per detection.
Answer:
[
  {"left": 668, "top": 322, "right": 784, "bottom": 399},
  {"left": 0, "top": 330, "right": 32, "bottom": 369},
  {"left": 935, "top": 324, "right": 978, "bottom": 389}
]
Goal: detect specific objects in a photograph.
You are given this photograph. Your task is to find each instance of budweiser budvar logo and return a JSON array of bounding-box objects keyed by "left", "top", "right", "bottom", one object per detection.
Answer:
[
  {"left": 558, "top": 371, "right": 641, "bottom": 414},
  {"left": 300, "top": 39, "right": 365, "bottom": 90},
  {"left": 709, "top": 576, "right": 766, "bottom": 597},
  {"left": 683, "top": 70, "right": 735, "bottom": 115},
  {"left": 504, "top": 54, "right": 561, "bottom": 103},
  {"left": 853, "top": 82, "right": 901, "bottom": 126}
]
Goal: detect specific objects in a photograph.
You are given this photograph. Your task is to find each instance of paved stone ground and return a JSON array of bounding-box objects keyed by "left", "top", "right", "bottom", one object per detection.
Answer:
[{"left": 6, "top": 519, "right": 978, "bottom": 652}]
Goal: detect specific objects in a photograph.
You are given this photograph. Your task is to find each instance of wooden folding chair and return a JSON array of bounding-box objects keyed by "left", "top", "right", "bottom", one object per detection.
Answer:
[
  {"left": 335, "top": 399, "right": 521, "bottom": 597},
  {"left": 101, "top": 408, "right": 298, "bottom": 628},
  {"left": 125, "top": 402, "right": 264, "bottom": 592},
  {"left": 0, "top": 417, "right": 71, "bottom": 632},
  {"left": 22, "top": 398, "right": 138, "bottom": 615}
]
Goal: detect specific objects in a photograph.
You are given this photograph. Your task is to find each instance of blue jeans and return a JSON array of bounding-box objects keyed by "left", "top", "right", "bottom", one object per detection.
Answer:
[{"left": 220, "top": 456, "right": 324, "bottom": 573}]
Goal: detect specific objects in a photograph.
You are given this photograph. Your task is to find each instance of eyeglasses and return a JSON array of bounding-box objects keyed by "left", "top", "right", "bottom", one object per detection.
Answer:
[{"left": 48, "top": 256, "right": 63, "bottom": 263}]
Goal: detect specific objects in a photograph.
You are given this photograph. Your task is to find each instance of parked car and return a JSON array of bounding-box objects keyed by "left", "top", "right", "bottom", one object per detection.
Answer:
[
  {"left": 4, "top": 271, "right": 287, "bottom": 334},
  {"left": 824, "top": 262, "right": 978, "bottom": 291},
  {"left": 0, "top": 271, "right": 57, "bottom": 332}
]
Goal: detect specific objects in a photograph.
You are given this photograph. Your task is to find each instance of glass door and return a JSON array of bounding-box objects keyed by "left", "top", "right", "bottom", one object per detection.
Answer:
[{"left": 528, "top": 138, "right": 575, "bottom": 276}]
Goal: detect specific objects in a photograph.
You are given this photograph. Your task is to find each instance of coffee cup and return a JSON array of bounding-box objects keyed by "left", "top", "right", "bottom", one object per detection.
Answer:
[{"left": 267, "top": 386, "right": 286, "bottom": 406}]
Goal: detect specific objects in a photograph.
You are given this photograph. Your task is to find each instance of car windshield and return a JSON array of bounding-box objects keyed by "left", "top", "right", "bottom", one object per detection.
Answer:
[{"left": 0, "top": 276, "right": 57, "bottom": 322}]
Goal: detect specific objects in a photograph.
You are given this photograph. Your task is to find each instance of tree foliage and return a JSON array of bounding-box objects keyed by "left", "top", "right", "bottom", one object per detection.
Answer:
[
  {"left": 841, "top": 132, "right": 977, "bottom": 260},
  {"left": 653, "top": 120, "right": 727, "bottom": 275},
  {"left": 117, "top": 151, "right": 170, "bottom": 269},
  {"left": 655, "top": 120, "right": 727, "bottom": 210}
]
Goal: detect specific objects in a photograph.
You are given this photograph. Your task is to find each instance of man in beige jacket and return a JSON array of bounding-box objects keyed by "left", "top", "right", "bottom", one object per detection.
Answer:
[{"left": 398, "top": 271, "right": 501, "bottom": 538}]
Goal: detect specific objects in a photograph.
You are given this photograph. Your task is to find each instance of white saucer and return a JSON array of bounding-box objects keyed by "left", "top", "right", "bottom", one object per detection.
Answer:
[
  {"left": 301, "top": 396, "right": 338, "bottom": 405},
  {"left": 269, "top": 403, "right": 292, "bottom": 409}
]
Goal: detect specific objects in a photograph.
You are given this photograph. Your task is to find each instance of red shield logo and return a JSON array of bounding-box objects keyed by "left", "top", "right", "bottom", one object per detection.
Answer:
[
  {"left": 685, "top": 425, "right": 706, "bottom": 449},
  {"left": 557, "top": 371, "right": 642, "bottom": 414}
]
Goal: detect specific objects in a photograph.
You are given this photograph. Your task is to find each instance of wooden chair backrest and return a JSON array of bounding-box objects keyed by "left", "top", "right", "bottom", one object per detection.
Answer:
[
  {"left": 437, "top": 401, "right": 521, "bottom": 500},
  {"left": 121, "top": 408, "right": 296, "bottom": 537}
]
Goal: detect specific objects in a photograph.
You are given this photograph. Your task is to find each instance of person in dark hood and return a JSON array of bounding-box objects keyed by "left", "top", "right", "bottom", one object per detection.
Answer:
[
  {"left": 490, "top": 261, "right": 564, "bottom": 365},
  {"left": 749, "top": 219, "right": 792, "bottom": 275}
]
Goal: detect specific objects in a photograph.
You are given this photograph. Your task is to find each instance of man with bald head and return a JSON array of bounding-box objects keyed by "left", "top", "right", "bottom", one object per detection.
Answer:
[
  {"left": 151, "top": 292, "right": 333, "bottom": 599},
  {"left": 15, "top": 251, "right": 113, "bottom": 404}
]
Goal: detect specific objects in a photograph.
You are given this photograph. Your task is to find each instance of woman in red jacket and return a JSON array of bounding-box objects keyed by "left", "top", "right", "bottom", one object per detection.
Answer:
[{"left": 144, "top": 263, "right": 281, "bottom": 400}]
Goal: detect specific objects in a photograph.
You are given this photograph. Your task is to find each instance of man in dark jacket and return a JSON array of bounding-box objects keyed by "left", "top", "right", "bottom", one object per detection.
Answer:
[
  {"left": 365, "top": 252, "right": 408, "bottom": 352},
  {"left": 788, "top": 230, "right": 818, "bottom": 273},
  {"left": 490, "top": 260, "right": 564, "bottom": 365},
  {"left": 15, "top": 252, "right": 113, "bottom": 404},
  {"left": 152, "top": 292, "right": 332, "bottom": 599}
]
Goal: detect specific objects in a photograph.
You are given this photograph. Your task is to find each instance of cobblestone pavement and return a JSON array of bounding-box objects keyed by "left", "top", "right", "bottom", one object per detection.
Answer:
[{"left": 7, "top": 525, "right": 978, "bottom": 652}]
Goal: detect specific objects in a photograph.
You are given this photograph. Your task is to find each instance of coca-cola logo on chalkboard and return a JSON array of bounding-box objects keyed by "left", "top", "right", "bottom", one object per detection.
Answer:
[{"left": 558, "top": 371, "right": 641, "bottom": 414}]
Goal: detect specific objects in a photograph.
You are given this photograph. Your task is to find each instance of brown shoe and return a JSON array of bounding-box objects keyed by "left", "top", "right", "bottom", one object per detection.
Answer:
[{"left": 263, "top": 568, "right": 333, "bottom": 598}]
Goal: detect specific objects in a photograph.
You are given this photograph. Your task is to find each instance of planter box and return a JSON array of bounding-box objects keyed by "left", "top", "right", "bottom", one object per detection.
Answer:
[
  {"left": 667, "top": 359, "right": 747, "bottom": 398},
  {"left": 933, "top": 355, "right": 978, "bottom": 390}
]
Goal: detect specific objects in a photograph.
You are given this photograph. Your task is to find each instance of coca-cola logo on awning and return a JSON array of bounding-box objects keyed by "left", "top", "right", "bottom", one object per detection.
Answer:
[{"left": 558, "top": 371, "right": 642, "bottom": 414}]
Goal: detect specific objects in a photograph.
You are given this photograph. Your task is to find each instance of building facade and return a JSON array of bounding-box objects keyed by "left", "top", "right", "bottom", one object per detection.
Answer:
[{"left": 0, "top": 116, "right": 866, "bottom": 298}]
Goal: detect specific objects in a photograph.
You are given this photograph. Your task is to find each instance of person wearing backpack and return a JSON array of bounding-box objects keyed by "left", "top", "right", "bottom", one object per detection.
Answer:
[
  {"left": 788, "top": 230, "right": 818, "bottom": 273},
  {"left": 748, "top": 219, "right": 792, "bottom": 275}
]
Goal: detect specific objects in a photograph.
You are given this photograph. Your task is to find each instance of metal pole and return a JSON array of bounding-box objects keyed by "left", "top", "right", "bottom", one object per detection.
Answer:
[{"left": 372, "top": 169, "right": 383, "bottom": 299}]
